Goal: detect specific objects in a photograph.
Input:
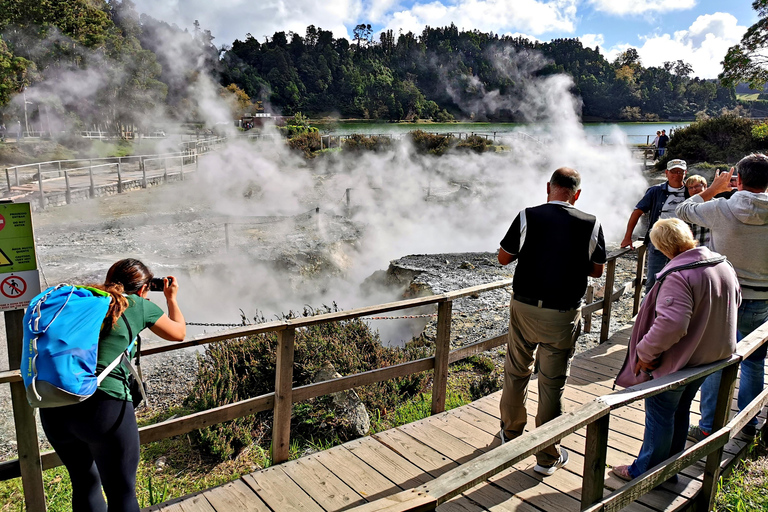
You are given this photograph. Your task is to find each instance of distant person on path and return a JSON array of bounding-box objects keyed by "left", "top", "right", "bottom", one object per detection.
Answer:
[
  {"left": 684, "top": 175, "right": 710, "bottom": 247},
  {"left": 652, "top": 131, "right": 661, "bottom": 160},
  {"left": 16, "top": 120, "right": 21, "bottom": 141},
  {"left": 657, "top": 130, "right": 669, "bottom": 157},
  {"left": 612, "top": 218, "right": 739, "bottom": 482},
  {"left": 676, "top": 154, "right": 768, "bottom": 442},
  {"left": 39, "top": 259, "right": 186, "bottom": 512},
  {"left": 621, "top": 159, "right": 690, "bottom": 291},
  {"left": 497, "top": 167, "right": 606, "bottom": 476}
]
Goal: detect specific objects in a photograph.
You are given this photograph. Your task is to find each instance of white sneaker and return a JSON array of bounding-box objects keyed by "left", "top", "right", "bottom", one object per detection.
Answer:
[
  {"left": 499, "top": 430, "right": 507, "bottom": 444},
  {"left": 534, "top": 447, "right": 569, "bottom": 476}
]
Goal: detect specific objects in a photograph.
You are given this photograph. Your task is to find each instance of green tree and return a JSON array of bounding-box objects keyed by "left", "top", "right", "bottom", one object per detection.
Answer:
[{"left": 720, "top": 0, "right": 768, "bottom": 88}]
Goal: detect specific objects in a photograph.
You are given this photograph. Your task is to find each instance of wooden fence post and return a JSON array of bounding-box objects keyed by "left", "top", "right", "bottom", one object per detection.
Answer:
[
  {"left": 273, "top": 327, "right": 295, "bottom": 464},
  {"left": 584, "top": 286, "right": 594, "bottom": 333},
  {"left": 599, "top": 259, "right": 617, "bottom": 343},
  {"left": 141, "top": 158, "right": 147, "bottom": 188},
  {"left": 6, "top": 309, "right": 47, "bottom": 512},
  {"left": 64, "top": 171, "right": 71, "bottom": 204},
  {"left": 432, "top": 301, "right": 453, "bottom": 415},
  {"left": 700, "top": 363, "right": 739, "bottom": 510},
  {"left": 179, "top": 157, "right": 184, "bottom": 181},
  {"left": 116, "top": 163, "right": 122, "bottom": 193},
  {"left": 581, "top": 414, "right": 610, "bottom": 510},
  {"left": 88, "top": 165, "right": 95, "bottom": 198},
  {"left": 5, "top": 168, "right": 11, "bottom": 192},
  {"left": 163, "top": 158, "right": 168, "bottom": 182},
  {"left": 57, "top": 160, "right": 62, "bottom": 177},
  {"left": 633, "top": 244, "right": 647, "bottom": 316},
  {"left": 37, "top": 165, "right": 45, "bottom": 210}
]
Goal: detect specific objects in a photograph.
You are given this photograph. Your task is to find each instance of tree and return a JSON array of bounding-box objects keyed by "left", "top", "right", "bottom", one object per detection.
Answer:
[{"left": 720, "top": 0, "right": 768, "bottom": 88}]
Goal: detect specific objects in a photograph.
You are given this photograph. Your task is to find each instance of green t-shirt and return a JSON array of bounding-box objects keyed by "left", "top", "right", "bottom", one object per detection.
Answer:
[{"left": 96, "top": 295, "right": 164, "bottom": 401}]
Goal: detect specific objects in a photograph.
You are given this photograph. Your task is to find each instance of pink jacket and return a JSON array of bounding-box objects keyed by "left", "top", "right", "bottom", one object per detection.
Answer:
[{"left": 615, "top": 246, "right": 740, "bottom": 388}]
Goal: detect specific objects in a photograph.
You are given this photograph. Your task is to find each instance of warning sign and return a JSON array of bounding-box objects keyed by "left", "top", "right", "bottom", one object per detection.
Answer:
[
  {"left": 1, "top": 275, "right": 26, "bottom": 298},
  {"left": 0, "top": 203, "right": 36, "bottom": 273},
  {"left": 0, "top": 270, "right": 39, "bottom": 311}
]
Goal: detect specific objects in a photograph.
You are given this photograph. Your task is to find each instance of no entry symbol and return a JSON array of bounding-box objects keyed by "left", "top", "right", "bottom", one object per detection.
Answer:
[
  {"left": 1, "top": 275, "right": 26, "bottom": 298},
  {"left": 0, "top": 214, "right": 5, "bottom": 231}
]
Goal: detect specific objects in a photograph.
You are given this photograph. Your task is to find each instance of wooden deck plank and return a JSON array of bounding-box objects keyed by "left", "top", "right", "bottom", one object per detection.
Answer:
[
  {"left": 344, "top": 437, "right": 432, "bottom": 489},
  {"left": 156, "top": 494, "right": 217, "bottom": 512},
  {"left": 398, "top": 421, "right": 488, "bottom": 464},
  {"left": 243, "top": 466, "right": 325, "bottom": 512},
  {"left": 280, "top": 455, "right": 366, "bottom": 511},
  {"left": 373, "top": 428, "right": 460, "bottom": 477},
  {"left": 455, "top": 481, "right": 539, "bottom": 511},
  {"left": 203, "top": 480, "right": 271, "bottom": 512},
  {"left": 436, "top": 496, "right": 486, "bottom": 511},
  {"left": 312, "top": 445, "right": 402, "bottom": 502}
]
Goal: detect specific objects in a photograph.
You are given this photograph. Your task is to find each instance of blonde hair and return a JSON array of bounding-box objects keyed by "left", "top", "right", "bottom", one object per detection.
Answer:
[
  {"left": 650, "top": 218, "right": 697, "bottom": 258},
  {"left": 685, "top": 175, "right": 707, "bottom": 187}
]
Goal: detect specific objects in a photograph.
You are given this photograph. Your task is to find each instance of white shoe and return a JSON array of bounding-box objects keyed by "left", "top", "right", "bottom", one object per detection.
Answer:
[{"left": 534, "top": 447, "right": 569, "bottom": 476}]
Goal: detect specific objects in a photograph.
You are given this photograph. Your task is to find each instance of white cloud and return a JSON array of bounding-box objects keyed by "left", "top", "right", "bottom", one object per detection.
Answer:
[
  {"left": 580, "top": 33, "right": 604, "bottom": 49},
  {"left": 589, "top": 0, "right": 696, "bottom": 16},
  {"left": 381, "top": 0, "right": 579, "bottom": 37},
  {"left": 602, "top": 13, "right": 746, "bottom": 78},
  {"left": 132, "top": 0, "right": 362, "bottom": 45}
]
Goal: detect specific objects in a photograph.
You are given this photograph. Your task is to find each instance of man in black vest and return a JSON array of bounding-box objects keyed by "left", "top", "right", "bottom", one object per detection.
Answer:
[{"left": 497, "top": 167, "right": 606, "bottom": 475}]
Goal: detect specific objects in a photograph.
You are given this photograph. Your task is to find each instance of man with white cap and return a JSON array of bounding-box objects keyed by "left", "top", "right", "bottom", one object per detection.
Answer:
[{"left": 621, "top": 159, "right": 689, "bottom": 291}]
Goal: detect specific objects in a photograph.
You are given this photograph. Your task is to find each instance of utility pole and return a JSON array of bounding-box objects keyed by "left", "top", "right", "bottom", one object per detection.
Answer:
[{"left": 22, "top": 90, "right": 30, "bottom": 136}]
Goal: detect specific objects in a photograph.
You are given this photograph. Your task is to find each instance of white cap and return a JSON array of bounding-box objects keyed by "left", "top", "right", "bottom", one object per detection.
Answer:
[{"left": 666, "top": 159, "right": 687, "bottom": 171}]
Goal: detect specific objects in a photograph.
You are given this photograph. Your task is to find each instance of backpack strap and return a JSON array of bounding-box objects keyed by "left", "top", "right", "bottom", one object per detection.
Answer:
[{"left": 96, "top": 314, "right": 148, "bottom": 405}]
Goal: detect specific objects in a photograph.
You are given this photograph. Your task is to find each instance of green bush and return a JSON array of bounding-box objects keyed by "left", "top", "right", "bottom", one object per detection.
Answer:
[
  {"left": 288, "top": 131, "right": 321, "bottom": 157},
  {"left": 409, "top": 129, "right": 456, "bottom": 155},
  {"left": 184, "top": 306, "right": 432, "bottom": 460},
  {"left": 342, "top": 134, "right": 394, "bottom": 152},
  {"left": 656, "top": 116, "right": 765, "bottom": 170},
  {"left": 456, "top": 134, "right": 492, "bottom": 153}
]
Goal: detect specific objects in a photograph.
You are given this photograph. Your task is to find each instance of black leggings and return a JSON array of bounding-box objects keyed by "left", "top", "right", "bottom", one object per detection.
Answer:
[{"left": 40, "top": 392, "right": 140, "bottom": 512}]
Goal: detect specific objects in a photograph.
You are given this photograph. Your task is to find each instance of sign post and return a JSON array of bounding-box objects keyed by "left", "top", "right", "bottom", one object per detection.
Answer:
[{"left": 0, "top": 202, "right": 45, "bottom": 511}]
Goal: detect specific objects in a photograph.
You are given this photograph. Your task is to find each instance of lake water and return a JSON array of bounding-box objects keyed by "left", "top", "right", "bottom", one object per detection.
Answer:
[{"left": 314, "top": 120, "right": 692, "bottom": 145}]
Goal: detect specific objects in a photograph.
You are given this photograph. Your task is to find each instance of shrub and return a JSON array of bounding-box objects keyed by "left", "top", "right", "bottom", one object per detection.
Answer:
[
  {"left": 288, "top": 131, "right": 321, "bottom": 157},
  {"left": 409, "top": 129, "right": 456, "bottom": 155},
  {"left": 342, "top": 134, "right": 394, "bottom": 153},
  {"left": 184, "top": 306, "right": 432, "bottom": 460},
  {"left": 656, "top": 116, "right": 765, "bottom": 170},
  {"left": 456, "top": 134, "right": 492, "bottom": 153}
]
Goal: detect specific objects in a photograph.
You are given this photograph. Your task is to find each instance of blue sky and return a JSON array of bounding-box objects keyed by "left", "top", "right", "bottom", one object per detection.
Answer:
[{"left": 133, "top": 0, "right": 758, "bottom": 79}]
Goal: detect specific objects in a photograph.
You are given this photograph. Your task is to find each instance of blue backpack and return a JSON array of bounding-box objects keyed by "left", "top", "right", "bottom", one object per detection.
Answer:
[{"left": 21, "top": 284, "right": 143, "bottom": 408}]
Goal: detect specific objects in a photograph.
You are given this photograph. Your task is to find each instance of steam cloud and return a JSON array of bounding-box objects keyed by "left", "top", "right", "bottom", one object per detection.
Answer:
[{"left": 21, "top": 27, "right": 648, "bottom": 344}]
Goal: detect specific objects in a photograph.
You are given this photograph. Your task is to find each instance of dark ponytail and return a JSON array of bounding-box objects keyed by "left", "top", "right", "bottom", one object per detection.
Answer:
[{"left": 92, "top": 259, "right": 154, "bottom": 328}]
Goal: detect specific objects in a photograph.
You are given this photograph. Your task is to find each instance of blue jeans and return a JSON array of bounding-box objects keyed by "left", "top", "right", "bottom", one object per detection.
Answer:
[
  {"left": 629, "top": 378, "right": 704, "bottom": 478},
  {"left": 698, "top": 299, "right": 768, "bottom": 432},
  {"left": 645, "top": 245, "right": 669, "bottom": 293}
]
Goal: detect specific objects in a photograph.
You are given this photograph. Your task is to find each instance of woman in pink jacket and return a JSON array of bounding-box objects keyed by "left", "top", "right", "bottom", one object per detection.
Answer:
[{"left": 612, "top": 218, "right": 740, "bottom": 481}]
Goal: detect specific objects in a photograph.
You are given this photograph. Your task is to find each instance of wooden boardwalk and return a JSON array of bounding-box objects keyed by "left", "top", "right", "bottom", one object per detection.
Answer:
[{"left": 150, "top": 324, "right": 761, "bottom": 512}]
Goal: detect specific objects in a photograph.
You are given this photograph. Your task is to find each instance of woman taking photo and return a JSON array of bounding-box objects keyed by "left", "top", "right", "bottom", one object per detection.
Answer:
[
  {"left": 613, "top": 218, "right": 739, "bottom": 482},
  {"left": 39, "top": 259, "right": 186, "bottom": 512}
]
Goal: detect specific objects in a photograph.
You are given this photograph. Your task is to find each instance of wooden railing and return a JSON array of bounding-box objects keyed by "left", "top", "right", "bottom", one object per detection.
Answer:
[
  {"left": 2, "top": 244, "right": 648, "bottom": 511},
  {"left": 346, "top": 318, "right": 768, "bottom": 512}
]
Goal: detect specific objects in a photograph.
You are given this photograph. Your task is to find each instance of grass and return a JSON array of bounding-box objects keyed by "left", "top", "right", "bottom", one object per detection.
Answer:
[
  {"left": 736, "top": 93, "right": 760, "bottom": 101},
  {"left": 715, "top": 433, "right": 768, "bottom": 511}
]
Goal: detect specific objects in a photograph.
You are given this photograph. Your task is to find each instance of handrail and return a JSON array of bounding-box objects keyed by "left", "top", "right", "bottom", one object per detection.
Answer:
[
  {"left": 5, "top": 242, "right": 649, "bottom": 511},
  {"left": 344, "top": 319, "right": 768, "bottom": 512}
]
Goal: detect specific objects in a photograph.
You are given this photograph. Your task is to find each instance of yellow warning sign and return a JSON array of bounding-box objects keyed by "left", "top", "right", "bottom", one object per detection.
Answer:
[{"left": 0, "top": 203, "right": 37, "bottom": 272}]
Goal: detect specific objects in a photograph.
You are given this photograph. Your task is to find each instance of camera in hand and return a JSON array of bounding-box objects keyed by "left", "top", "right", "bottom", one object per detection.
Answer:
[{"left": 148, "top": 277, "right": 173, "bottom": 291}]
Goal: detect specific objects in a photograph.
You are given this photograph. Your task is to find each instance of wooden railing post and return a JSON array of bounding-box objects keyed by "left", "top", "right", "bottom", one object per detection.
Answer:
[
  {"left": 431, "top": 301, "right": 453, "bottom": 415},
  {"left": 141, "top": 158, "right": 147, "bottom": 188},
  {"left": 700, "top": 363, "right": 739, "bottom": 510},
  {"left": 116, "top": 163, "right": 123, "bottom": 193},
  {"left": 64, "top": 171, "right": 71, "bottom": 204},
  {"left": 179, "top": 156, "right": 184, "bottom": 180},
  {"left": 6, "top": 168, "right": 11, "bottom": 192},
  {"left": 584, "top": 285, "right": 594, "bottom": 333},
  {"left": 163, "top": 158, "right": 168, "bottom": 182},
  {"left": 6, "top": 309, "right": 46, "bottom": 512},
  {"left": 599, "top": 259, "right": 617, "bottom": 343},
  {"left": 633, "top": 244, "right": 647, "bottom": 316},
  {"left": 272, "top": 327, "right": 295, "bottom": 464},
  {"left": 581, "top": 414, "right": 610, "bottom": 510},
  {"left": 37, "top": 165, "right": 45, "bottom": 209},
  {"left": 88, "top": 165, "right": 95, "bottom": 198}
]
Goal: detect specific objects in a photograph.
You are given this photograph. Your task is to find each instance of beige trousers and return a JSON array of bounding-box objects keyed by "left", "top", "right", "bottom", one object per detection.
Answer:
[{"left": 499, "top": 299, "right": 581, "bottom": 466}]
